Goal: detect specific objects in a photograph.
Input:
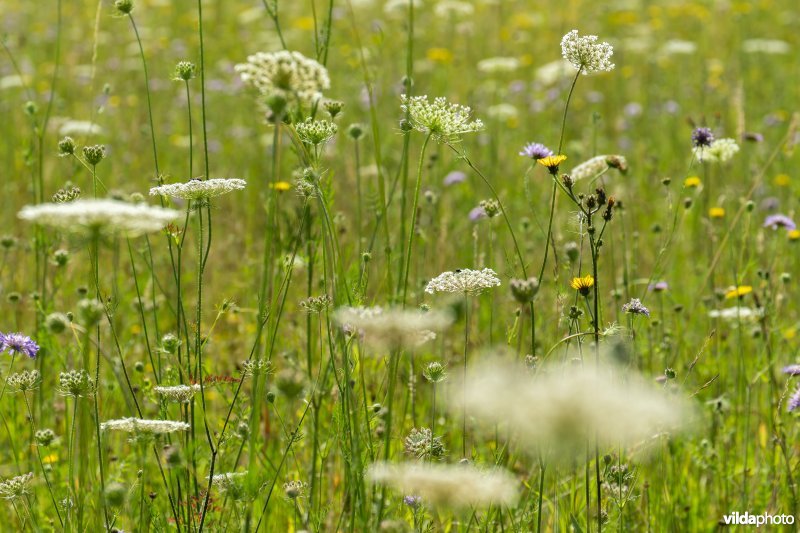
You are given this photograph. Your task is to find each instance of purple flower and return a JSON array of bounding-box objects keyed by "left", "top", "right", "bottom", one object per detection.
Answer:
[
  {"left": 649, "top": 281, "right": 669, "bottom": 292},
  {"left": 519, "top": 142, "right": 553, "bottom": 160},
  {"left": 0, "top": 333, "right": 40, "bottom": 359},
  {"left": 763, "top": 214, "right": 796, "bottom": 231},
  {"left": 624, "top": 102, "right": 643, "bottom": 117},
  {"left": 789, "top": 385, "right": 800, "bottom": 412},
  {"left": 443, "top": 171, "right": 466, "bottom": 187},
  {"left": 743, "top": 132, "right": 764, "bottom": 143},
  {"left": 782, "top": 364, "right": 800, "bottom": 376},
  {"left": 691, "top": 127, "right": 714, "bottom": 148},
  {"left": 622, "top": 298, "right": 650, "bottom": 317},
  {"left": 469, "top": 206, "right": 487, "bottom": 222},
  {"left": 403, "top": 495, "right": 422, "bottom": 509}
]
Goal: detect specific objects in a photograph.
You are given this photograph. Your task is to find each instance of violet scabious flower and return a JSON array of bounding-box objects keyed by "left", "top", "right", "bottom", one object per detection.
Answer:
[
  {"left": 519, "top": 142, "right": 553, "bottom": 160},
  {"left": 763, "top": 214, "right": 796, "bottom": 231},
  {"left": 403, "top": 495, "right": 422, "bottom": 509},
  {"left": 789, "top": 385, "right": 800, "bottom": 412},
  {"left": 622, "top": 298, "right": 650, "bottom": 317},
  {"left": 691, "top": 127, "right": 714, "bottom": 148},
  {"left": 782, "top": 364, "right": 800, "bottom": 376},
  {"left": 0, "top": 333, "right": 40, "bottom": 359},
  {"left": 469, "top": 206, "right": 487, "bottom": 222},
  {"left": 649, "top": 281, "right": 669, "bottom": 292},
  {"left": 443, "top": 171, "right": 467, "bottom": 186}
]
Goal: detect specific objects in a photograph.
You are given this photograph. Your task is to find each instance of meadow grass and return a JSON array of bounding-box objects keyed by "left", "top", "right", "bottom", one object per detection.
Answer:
[{"left": 1, "top": 0, "right": 800, "bottom": 531}]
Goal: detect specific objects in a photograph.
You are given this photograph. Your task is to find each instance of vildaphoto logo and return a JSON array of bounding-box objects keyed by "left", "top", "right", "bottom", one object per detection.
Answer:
[{"left": 721, "top": 511, "right": 795, "bottom": 527}]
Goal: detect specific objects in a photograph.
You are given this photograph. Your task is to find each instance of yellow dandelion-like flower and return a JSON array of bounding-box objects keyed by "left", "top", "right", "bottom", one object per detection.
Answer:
[
  {"left": 426, "top": 48, "right": 453, "bottom": 63},
  {"left": 537, "top": 154, "right": 567, "bottom": 175},
  {"left": 725, "top": 285, "right": 753, "bottom": 299},
  {"left": 789, "top": 229, "right": 800, "bottom": 241},
  {"left": 684, "top": 176, "right": 701, "bottom": 188},
  {"left": 774, "top": 174, "right": 791, "bottom": 187},
  {"left": 269, "top": 181, "right": 291, "bottom": 192},
  {"left": 709, "top": 207, "right": 726, "bottom": 219},
  {"left": 570, "top": 274, "right": 595, "bottom": 295}
]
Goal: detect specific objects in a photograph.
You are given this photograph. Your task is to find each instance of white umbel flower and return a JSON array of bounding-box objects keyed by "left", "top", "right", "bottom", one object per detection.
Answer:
[
  {"left": 334, "top": 306, "right": 453, "bottom": 350},
  {"left": 693, "top": 138, "right": 739, "bottom": 163},
  {"left": 149, "top": 178, "right": 247, "bottom": 200},
  {"left": 0, "top": 473, "right": 34, "bottom": 500},
  {"left": 368, "top": 462, "right": 518, "bottom": 509},
  {"left": 561, "top": 29, "right": 615, "bottom": 74},
  {"left": 477, "top": 56, "right": 520, "bottom": 74},
  {"left": 58, "top": 119, "right": 104, "bottom": 137},
  {"left": 425, "top": 268, "right": 501, "bottom": 295},
  {"left": 235, "top": 50, "right": 330, "bottom": 108},
  {"left": 18, "top": 200, "right": 180, "bottom": 237},
  {"left": 101, "top": 417, "right": 191, "bottom": 435},
  {"left": 295, "top": 119, "right": 338, "bottom": 146},
  {"left": 569, "top": 155, "right": 628, "bottom": 181},
  {"left": 153, "top": 384, "right": 201, "bottom": 403},
  {"left": 400, "top": 94, "right": 484, "bottom": 142},
  {"left": 708, "top": 307, "right": 763, "bottom": 321}
]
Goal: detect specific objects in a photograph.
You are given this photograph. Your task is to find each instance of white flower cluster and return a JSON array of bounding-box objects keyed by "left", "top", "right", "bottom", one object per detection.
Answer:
[
  {"left": 569, "top": 154, "right": 628, "bottom": 181},
  {"left": 693, "top": 138, "right": 739, "bottom": 163},
  {"left": 235, "top": 50, "right": 330, "bottom": 108},
  {"left": 153, "top": 384, "right": 201, "bottom": 403},
  {"left": 400, "top": 95, "right": 484, "bottom": 142},
  {"left": 477, "top": 56, "right": 520, "bottom": 74},
  {"left": 6, "top": 370, "right": 41, "bottom": 393},
  {"left": 150, "top": 178, "right": 247, "bottom": 200},
  {"left": 0, "top": 472, "right": 34, "bottom": 500},
  {"left": 334, "top": 306, "right": 453, "bottom": 350},
  {"left": 58, "top": 119, "right": 104, "bottom": 137},
  {"left": 18, "top": 200, "right": 180, "bottom": 237},
  {"left": 434, "top": 1, "right": 474, "bottom": 18},
  {"left": 211, "top": 472, "right": 247, "bottom": 489},
  {"left": 295, "top": 119, "right": 338, "bottom": 146},
  {"left": 561, "top": 29, "right": 615, "bottom": 74},
  {"left": 708, "top": 306, "right": 763, "bottom": 322},
  {"left": 425, "top": 268, "right": 501, "bottom": 295},
  {"left": 101, "top": 417, "right": 191, "bottom": 435},
  {"left": 742, "top": 39, "right": 790, "bottom": 55},
  {"left": 368, "top": 462, "right": 519, "bottom": 509}
]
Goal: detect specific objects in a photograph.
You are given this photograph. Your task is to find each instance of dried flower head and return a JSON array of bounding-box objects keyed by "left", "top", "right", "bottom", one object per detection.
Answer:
[
  {"left": 18, "top": 200, "right": 180, "bottom": 237},
  {"left": 153, "top": 384, "right": 201, "bottom": 403},
  {"left": 0, "top": 332, "right": 40, "bottom": 359},
  {"left": 0, "top": 473, "right": 34, "bottom": 500},
  {"left": 149, "top": 178, "right": 247, "bottom": 201},
  {"left": 82, "top": 145, "right": 106, "bottom": 166},
  {"left": 58, "top": 136, "right": 76, "bottom": 156},
  {"left": 561, "top": 30, "right": 615, "bottom": 74},
  {"left": 368, "top": 462, "right": 519, "bottom": 509},
  {"left": 424, "top": 268, "right": 501, "bottom": 296},
  {"left": 404, "top": 428, "right": 446, "bottom": 460},
  {"left": 6, "top": 370, "right": 41, "bottom": 393},
  {"left": 300, "top": 295, "right": 332, "bottom": 314},
  {"left": 235, "top": 50, "right": 330, "bottom": 109},
  {"left": 283, "top": 480, "right": 307, "bottom": 500},
  {"left": 400, "top": 95, "right": 484, "bottom": 143}
]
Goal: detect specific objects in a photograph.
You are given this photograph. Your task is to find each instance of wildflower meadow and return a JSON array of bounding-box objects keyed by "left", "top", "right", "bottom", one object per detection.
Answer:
[{"left": 1, "top": 0, "right": 800, "bottom": 531}]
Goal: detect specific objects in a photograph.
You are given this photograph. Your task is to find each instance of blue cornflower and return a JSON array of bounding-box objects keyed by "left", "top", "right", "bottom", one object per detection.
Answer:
[{"left": 0, "top": 333, "right": 40, "bottom": 359}]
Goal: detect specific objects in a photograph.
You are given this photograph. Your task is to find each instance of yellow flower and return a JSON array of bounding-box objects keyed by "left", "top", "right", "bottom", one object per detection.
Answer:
[
  {"left": 269, "top": 181, "right": 291, "bottom": 192},
  {"left": 774, "top": 173, "right": 791, "bottom": 187},
  {"left": 292, "top": 17, "right": 315, "bottom": 30},
  {"left": 43, "top": 453, "right": 58, "bottom": 464},
  {"left": 684, "top": 176, "right": 701, "bottom": 188},
  {"left": 570, "top": 274, "right": 595, "bottom": 296},
  {"left": 709, "top": 207, "right": 725, "bottom": 219},
  {"left": 426, "top": 48, "right": 453, "bottom": 63},
  {"left": 537, "top": 154, "right": 567, "bottom": 175},
  {"left": 725, "top": 285, "right": 752, "bottom": 299},
  {"left": 789, "top": 229, "right": 800, "bottom": 241}
]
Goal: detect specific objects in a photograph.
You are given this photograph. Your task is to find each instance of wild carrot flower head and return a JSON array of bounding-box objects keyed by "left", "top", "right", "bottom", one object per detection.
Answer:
[
  {"left": 622, "top": 298, "right": 650, "bottom": 317},
  {"left": 101, "top": 417, "right": 191, "bottom": 436},
  {"left": 295, "top": 118, "right": 338, "bottom": 146},
  {"left": 537, "top": 154, "right": 567, "bottom": 175},
  {"left": 149, "top": 178, "right": 247, "bottom": 201},
  {"left": 334, "top": 306, "right": 453, "bottom": 350},
  {"left": 153, "top": 384, "right": 201, "bottom": 403},
  {"left": 560, "top": 30, "right": 615, "bottom": 74},
  {"left": 18, "top": 200, "right": 180, "bottom": 237},
  {"left": 368, "top": 462, "right": 519, "bottom": 509},
  {"left": 404, "top": 428, "right": 446, "bottom": 461},
  {"left": 425, "top": 268, "right": 501, "bottom": 296},
  {"left": 519, "top": 142, "right": 553, "bottom": 160},
  {"left": 693, "top": 138, "right": 739, "bottom": 163},
  {"left": 569, "top": 155, "right": 628, "bottom": 181},
  {"left": 6, "top": 370, "right": 41, "bottom": 393},
  {"left": 0, "top": 473, "right": 34, "bottom": 500},
  {"left": 235, "top": 50, "right": 330, "bottom": 109},
  {"left": 570, "top": 274, "right": 595, "bottom": 296},
  {"left": 400, "top": 95, "right": 484, "bottom": 142},
  {"left": 0, "top": 333, "right": 39, "bottom": 358},
  {"left": 763, "top": 214, "right": 796, "bottom": 231},
  {"left": 691, "top": 127, "right": 714, "bottom": 147},
  {"left": 58, "top": 370, "right": 95, "bottom": 397}
]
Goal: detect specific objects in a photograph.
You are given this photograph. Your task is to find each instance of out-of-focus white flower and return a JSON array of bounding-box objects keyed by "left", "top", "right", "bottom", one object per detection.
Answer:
[
  {"left": 477, "top": 57, "right": 520, "bottom": 74},
  {"left": 742, "top": 39, "right": 790, "bottom": 55},
  {"left": 58, "top": 119, "right": 104, "bottom": 137},
  {"left": 693, "top": 138, "right": 739, "bottom": 163},
  {"left": 708, "top": 307, "right": 763, "bottom": 321},
  {"left": 150, "top": 178, "right": 247, "bottom": 200},
  {"left": 153, "top": 384, "right": 201, "bottom": 403},
  {"left": 569, "top": 155, "right": 628, "bottom": 181},
  {"left": 235, "top": 50, "right": 330, "bottom": 108},
  {"left": 334, "top": 306, "right": 453, "bottom": 350}
]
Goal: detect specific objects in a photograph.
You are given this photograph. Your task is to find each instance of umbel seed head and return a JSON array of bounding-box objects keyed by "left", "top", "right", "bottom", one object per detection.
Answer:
[
  {"left": 114, "top": 0, "right": 134, "bottom": 14},
  {"left": 82, "top": 145, "right": 106, "bottom": 166},
  {"left": 58, "top": 136, "right": 76, "bottom": 156}
]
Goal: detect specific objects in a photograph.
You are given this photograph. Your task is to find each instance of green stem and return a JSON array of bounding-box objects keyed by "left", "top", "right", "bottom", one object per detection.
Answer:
[{"left": 401, "top": 133, "right": 432, "bottom": 306}]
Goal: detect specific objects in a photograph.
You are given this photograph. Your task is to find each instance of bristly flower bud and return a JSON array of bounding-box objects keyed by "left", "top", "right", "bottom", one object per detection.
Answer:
[
  {"left": 603, "top": 197, "right": 615, "bottom": 221},
  {"left": 160, "top": 333, "right": 181, "bottom": 354},
  {"left": 562, "top": 174, "right": 574, "bottom": 190},
  {"left": 173, "top": 61, "right": 196, "bottom": 81},
  {"left": 82, "top": 145, "right": 106, "bottom": 166},
  {"left": 58, "top": 136, "right": 76, "bottom": 156},
  {"left": 595, "top": 188, "right": 607, "bottom": 206},
  {"left": 114, "top": 0, "right": 134, "bottom": 15},
  {"left": 509, "top": 277, "right": 540, "bottom": 304}
]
